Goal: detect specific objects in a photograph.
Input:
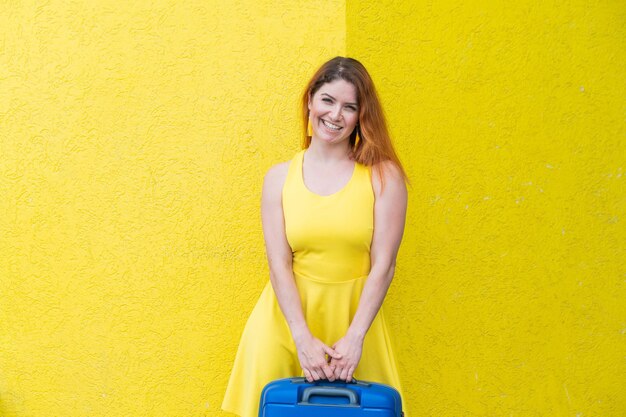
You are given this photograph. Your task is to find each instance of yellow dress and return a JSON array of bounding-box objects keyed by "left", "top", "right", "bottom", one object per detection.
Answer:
[{"left": 221, "top": 150, "right": 404, "bottom": 417}]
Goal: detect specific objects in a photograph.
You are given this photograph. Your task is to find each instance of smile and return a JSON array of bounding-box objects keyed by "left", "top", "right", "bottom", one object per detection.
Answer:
[{"left": 321, "top": 120, "right": 342, "bottom": 131}]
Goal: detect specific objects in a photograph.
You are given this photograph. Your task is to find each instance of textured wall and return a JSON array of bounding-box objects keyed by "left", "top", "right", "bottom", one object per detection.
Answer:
[
  {"left": 0, "top": 1, "right": 344, "bottom": 416},
  {"left": 347, "top": 1, "right": 625, "bottom": 416},
  {"left": 2, "top": 1, "right": 624, "bottom": 416}
]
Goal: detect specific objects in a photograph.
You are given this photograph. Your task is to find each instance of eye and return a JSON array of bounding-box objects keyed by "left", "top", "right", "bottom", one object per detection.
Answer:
[
  {"left": 346, "top": 106, "right": 357, "bottom": 112},
  {"left": 322, "top": 98, "right": 333, "bottom": 103}
]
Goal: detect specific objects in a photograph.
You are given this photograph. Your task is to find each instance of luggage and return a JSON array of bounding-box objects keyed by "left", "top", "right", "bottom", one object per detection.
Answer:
[{"left": 259, "top": 377, "right": 403, "bottom": 416}]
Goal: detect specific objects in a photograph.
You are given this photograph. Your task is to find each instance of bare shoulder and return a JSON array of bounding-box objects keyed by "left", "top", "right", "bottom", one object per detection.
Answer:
[
  {"left": 263, "top": 161, "right": 291, "bottom": 196},
  {"left": 371, "top": 160, "right": 407, "bottom": 198},
  {"left": 265, "top": 161, "right": 290, "bottom": 184}
]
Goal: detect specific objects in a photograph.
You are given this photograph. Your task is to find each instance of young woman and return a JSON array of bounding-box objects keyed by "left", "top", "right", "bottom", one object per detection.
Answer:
[{"left": 222, "top": 56, "right": 408, "bottom": 417}]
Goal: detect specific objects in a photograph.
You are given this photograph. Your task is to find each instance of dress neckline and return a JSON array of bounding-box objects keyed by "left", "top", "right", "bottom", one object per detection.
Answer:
[{"left": 299, "top": 150, "right": 357, "bottom": 198}]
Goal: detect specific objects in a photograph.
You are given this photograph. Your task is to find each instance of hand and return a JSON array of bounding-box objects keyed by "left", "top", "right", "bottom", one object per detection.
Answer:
[
  {"left": 294, "top": 333, "right": 342, "bottom": 382},
  {"left": 330, "top": 333, "right": 363, "bottom": 382}
]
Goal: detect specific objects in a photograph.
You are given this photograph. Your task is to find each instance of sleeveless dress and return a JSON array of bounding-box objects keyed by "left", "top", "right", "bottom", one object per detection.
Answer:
[{"left": 221, "top": 150, "right": 404, "bottom": 417}]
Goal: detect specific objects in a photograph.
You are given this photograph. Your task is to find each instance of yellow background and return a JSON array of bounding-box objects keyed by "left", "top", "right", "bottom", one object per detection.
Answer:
[{"left": 1, "top": 1, "right": 623, "bottom": 416}]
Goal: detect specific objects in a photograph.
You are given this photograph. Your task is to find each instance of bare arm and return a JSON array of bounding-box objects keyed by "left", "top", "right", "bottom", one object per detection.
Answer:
[
  {"left": 262, "top": 162, "right": 341, "bottom": 381},
  {"left": 331, "top": 161, "right": 408, "bottom": 381}
]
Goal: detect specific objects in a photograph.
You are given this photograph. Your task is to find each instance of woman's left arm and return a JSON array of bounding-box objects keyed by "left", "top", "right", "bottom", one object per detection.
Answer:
[{"left": 331, "top": 161, "right": 408, "bottom": 381}]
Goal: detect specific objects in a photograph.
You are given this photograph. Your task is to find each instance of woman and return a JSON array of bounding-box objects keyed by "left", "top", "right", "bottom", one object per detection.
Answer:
[{"left": 222, "top": 56, "right": 408, "bottom": 417}]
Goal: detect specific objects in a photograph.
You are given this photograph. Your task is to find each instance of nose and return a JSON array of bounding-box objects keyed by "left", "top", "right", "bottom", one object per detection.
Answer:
[{"left": 329, "top": 105, "right": 342, "bottom": 121}]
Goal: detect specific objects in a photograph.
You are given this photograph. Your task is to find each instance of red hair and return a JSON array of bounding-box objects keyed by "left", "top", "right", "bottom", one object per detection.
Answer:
[{"left": 301, "top": 57, "right": 408, "bottom": 184}]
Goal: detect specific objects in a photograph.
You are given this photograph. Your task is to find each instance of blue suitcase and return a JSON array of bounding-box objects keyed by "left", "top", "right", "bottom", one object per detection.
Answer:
[{"left": 259, "top": 377, "right": 403, "bottom": 416}]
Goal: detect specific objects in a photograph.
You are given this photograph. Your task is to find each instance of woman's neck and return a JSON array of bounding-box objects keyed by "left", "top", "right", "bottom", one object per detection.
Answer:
[{"left": 306, "top": 138, "right": 352, "bottom": 164}]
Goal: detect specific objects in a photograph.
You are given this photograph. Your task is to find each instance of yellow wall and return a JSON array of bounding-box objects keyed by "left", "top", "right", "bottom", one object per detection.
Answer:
[
  {"left": 347, "top": 1, "right": 625, "bottom": 416},
  {"left": 1, "top": 1, "right": 624, "bottom": 416},
  {"left": 0, "top": 1, "right": 344, "bottom": 416}
]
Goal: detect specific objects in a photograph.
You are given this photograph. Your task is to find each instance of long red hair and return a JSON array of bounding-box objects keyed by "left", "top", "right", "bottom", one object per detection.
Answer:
[{"left": 301, "top": 57, "right": 407, "bottom": 184}]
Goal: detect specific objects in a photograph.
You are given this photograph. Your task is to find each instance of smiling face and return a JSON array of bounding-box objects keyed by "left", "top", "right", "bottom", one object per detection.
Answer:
[{"left": 308, "top": 79, "right": 359, "bottom": 146}]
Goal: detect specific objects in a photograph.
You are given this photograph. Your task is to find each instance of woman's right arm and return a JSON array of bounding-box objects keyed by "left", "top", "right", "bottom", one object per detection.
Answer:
[{"left": 261, "top": 162, "right": 341, "bottom": 382}]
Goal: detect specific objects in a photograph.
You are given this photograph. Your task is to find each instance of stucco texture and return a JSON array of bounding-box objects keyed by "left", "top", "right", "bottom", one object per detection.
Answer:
[
  {"left": 0, "top": 1, "right": 623, "bottom": 416},
  {"left": 347, "top": 1, "right": 625, "bottom": 416},
  {"left": 0, "top": 1, "right": 345, "bottom": 416}
]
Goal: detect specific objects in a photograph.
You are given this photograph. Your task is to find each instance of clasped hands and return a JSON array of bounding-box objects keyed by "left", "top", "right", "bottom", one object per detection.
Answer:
[{"left": 295, "top": 332, "right": 363, "bottom": 383}]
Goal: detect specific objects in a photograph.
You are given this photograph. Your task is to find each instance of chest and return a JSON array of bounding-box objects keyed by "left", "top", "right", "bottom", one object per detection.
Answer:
[
  {"left": 302, "top": 160, "right": 356, "bottom": 197},
  {"left": 282, "top": 166, "right": 375, "bottom": 253}
]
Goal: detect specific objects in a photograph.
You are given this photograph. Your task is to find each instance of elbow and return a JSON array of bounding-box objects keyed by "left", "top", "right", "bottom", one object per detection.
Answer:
[
  {"left": 371, "top": 258, "right": 396, "bottom": 284},
  {"left": 385, "top": 262, "right": 396, "bottom": 283},
  {"left": 268, "top": 268, "right": 278, "bottom": 286},
  {"left": 268, "top": 259, "right": 292, "bottom": 286},
  {"left": 268, "top": 266, "right": 282, "bottom": 285}
]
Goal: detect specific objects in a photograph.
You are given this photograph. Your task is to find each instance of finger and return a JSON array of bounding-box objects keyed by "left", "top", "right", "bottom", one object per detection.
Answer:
[
  {"left": 328, "top": 362, "right": 337, "bottom": 379},
  {"left": 334, "top": 366, "right": 343, "bottom": 380},
  {"left": 303, "top": 369, "right": 313, "bottom": 383},
  {"left": 340, "top": 366, "right": 349, "bottom": 381},
  {"left": 322, "top": 364, "right": 334, "bottom": 381},
  {"left": 311, "top": 369, "right": 321, "bottom": 381},
  {"left": 346, "top": 367, "right": 355, "bottom": 382},
  {"left": 324, "top": 345, "right": 343, "bottom": 359}
]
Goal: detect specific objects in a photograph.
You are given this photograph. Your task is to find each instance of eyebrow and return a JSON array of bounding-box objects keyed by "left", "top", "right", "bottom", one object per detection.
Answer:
[{"left": 321, "top": 93, "right": 358, "bottom": 107}]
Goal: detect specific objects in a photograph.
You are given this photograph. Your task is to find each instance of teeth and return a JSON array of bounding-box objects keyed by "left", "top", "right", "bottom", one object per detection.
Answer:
[{"left": 322, "top": 120, "right": 341, "bottom": 131}]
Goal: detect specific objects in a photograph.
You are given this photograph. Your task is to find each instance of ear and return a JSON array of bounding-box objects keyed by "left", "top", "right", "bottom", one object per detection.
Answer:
[{"left": 307, "top": 92, "right": 312, "bottom": 111}]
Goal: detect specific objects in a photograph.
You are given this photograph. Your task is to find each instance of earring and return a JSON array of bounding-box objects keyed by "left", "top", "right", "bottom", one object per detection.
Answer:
[
  {"left": 307, "top": 118, "right": 313, "bottom": 136},
  {"left": 355, "top": 126, "right": 361, "bottom": 147}
]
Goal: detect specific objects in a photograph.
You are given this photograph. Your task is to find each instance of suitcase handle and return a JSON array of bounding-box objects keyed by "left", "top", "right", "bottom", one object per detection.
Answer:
[
  {"left": 291, "top": 377, "right": 369, "bottom": 386},
  {"left": 300, "top": 386, "right": 359, "bottom": 406}
]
